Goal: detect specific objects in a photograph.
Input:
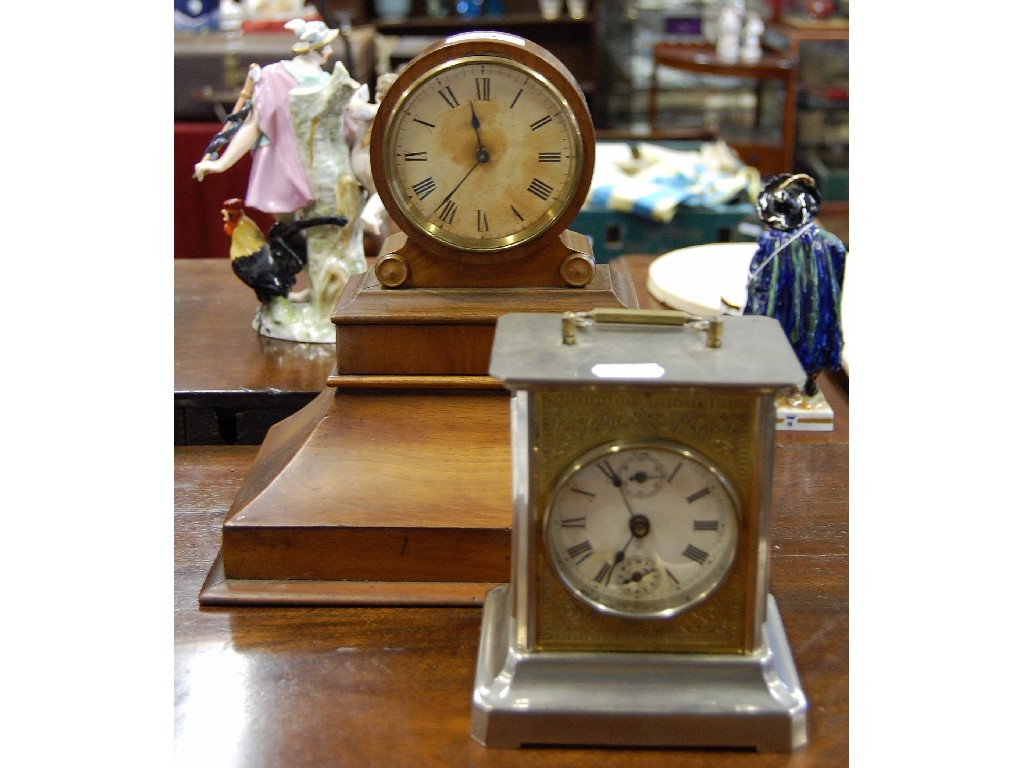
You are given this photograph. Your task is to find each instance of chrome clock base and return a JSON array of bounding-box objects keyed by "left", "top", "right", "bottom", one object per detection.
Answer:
[{"left": 470, "top": 585, "right": 807, "bottom": 751}]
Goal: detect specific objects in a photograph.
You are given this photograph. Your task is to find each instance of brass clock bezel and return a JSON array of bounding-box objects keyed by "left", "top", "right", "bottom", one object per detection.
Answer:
[
  {"left": 379, "top": 55, "right": 585, "bottom": 254},
  {"left": 542, "top": 438, "right": 742, "bottom": 620},
  {"left": 369, "top": 32, "right": 596, "bottom": 264}
]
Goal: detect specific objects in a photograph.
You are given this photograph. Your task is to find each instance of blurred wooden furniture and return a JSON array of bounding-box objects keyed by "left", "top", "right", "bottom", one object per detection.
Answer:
[
  {"left": 764, "top": 19, "right": 849, "bottom": 202},
  {"left": 175, "top": 254, "right": 848, "bottom": 764},
  {"left": 766, "top": 17, "right": 850, "bottom": 59},
  {"left": 648, "top": 42, "right": 798, "bottom": 176},
  {"left": 366, "top": 0, "right": 604, "bottom": 122}
]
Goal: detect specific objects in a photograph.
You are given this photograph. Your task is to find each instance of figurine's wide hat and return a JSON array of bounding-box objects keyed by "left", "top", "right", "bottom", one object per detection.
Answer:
[{"left": 286, "top": 19, "right": 340, "bottom": 54}]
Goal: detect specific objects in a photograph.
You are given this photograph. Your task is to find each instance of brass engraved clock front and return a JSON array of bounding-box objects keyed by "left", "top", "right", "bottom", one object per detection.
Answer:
[{"left": 528, "top": 387, "right": 761, "bottom": 654}]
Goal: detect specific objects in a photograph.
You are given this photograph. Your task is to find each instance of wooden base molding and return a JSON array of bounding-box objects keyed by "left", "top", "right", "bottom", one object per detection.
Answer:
[
  {"left": 199, "top": 386, "right": 516, "bottom": 605},
  {"left": 334, "top": 263, "right": 638, "bottom": 376}
]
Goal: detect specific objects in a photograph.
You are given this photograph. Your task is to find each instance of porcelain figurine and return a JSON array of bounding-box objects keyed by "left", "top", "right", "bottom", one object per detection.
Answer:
[
  {"left": 743, "top": 173, "right": 846, "bottom": 398},
  {"left": 221, "top": 197, "right": 346, "bottom": 309},
  {"left": 194, "top": 18, "right": 367, "bottom": 343}
]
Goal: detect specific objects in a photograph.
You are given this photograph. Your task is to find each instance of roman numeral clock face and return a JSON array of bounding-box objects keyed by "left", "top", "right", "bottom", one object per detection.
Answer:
[
  {"left": 545, "top": 442, "right": 741, "bottom": 618},
  {"left": 380, "top": 55, "right": 585, "bottom": 253}
]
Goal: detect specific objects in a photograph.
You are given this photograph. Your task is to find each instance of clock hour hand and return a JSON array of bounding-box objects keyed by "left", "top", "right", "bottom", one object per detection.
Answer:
[
  {"left": 597, "top": 460, "right": 638, "bottom": 516},
  {"left": 431, "top": 105, "right": 492, "bottom": 217},
  {"left": 597, "top": 459, "right": 624, "bottom": 488},
  {"left": 469, "top": 103, "right": 490, "bottom": 164},
  {"left": 470, "top": 102, "right": 482, "bottom": 139}
]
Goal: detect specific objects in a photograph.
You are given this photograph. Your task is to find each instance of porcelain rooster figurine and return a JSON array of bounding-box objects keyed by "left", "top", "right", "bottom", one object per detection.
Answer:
[{"left": 221, "top": 198, "right": 346, "bottom": 305}]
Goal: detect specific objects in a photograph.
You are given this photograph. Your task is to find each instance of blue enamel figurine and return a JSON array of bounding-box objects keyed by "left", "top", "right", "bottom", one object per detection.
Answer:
[{"left": 744, "top": 173, "right": 846, "bottom": 396}]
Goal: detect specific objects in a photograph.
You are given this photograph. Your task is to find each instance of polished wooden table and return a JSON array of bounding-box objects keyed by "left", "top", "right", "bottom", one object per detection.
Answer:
[
  {"left": 175, "top": 260, "right": 336, "bottom": 444},
  {"left": 766, "top": 18, "right": 850, "bottom": 59},
  {"left": 175, "top": 255, "right": 848, "bottom": 765}
]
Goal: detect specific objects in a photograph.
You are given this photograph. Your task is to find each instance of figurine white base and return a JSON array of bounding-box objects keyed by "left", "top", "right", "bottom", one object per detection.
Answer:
[
  {"left": 775, "top": 389, "right": 834, "bottom": 431},
  {"left": 252, "top": 297, "right": 335, "bottom": 343},
  {"left": 470, "top": 585, "right": 807, "bottom": 752}
]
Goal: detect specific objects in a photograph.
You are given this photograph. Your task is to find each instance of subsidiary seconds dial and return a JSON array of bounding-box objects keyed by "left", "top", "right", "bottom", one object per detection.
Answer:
[
  {"left": 545, "top": 441, "right": 740, "bottom": 618},
  {"left": 379, "top": 54, "right": 585, "bottom": 253}
]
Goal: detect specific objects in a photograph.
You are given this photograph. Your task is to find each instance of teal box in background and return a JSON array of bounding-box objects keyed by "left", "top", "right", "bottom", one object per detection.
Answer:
[{"left": 571, "top": 201, "right": 757, "bottom": 264}]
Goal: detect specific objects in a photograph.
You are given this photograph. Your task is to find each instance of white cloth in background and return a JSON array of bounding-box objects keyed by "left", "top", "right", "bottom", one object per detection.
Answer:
[{"left": 586, "top": 141, "right": 761, "bottom": 222}]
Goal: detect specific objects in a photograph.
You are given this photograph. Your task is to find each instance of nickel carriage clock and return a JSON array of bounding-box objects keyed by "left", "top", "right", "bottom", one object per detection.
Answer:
[{"left": 471, "top": 311, "right": 808, "bottom": 751}]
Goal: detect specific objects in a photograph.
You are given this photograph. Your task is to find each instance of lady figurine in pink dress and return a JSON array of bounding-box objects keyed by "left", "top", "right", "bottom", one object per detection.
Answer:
[
  {"left": 194, "top": 18, "right": 367, "bottom": 343},
  {"left": 196, "top": 19, "right": 332, "bottom": 212}
]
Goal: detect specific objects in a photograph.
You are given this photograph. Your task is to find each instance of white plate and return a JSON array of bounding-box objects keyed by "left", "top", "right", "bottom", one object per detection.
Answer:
[{"left": 646, "top": 242, "right": 757, "bottom": 316}]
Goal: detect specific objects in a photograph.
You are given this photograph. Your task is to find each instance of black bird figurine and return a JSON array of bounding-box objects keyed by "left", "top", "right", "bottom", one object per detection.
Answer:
[{"left": 220, "top": 198, "right": 347, "bottom": 304}]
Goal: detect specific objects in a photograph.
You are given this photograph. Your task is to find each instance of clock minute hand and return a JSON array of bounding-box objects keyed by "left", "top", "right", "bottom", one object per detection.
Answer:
[
  {"left": 613, "top": 536, "right": 633, "bottom": 566},
  {"left": 431, "top": 159, "right": 480, "bottom": 216},
  {"left": 431, "top": 105, "right": 492, "bottom": 217}
]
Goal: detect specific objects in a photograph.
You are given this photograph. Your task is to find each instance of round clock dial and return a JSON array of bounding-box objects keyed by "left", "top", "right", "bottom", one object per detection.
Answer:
[
  {"left": 545, "top": 441, "right": 740, "bottom": 618},
  {"left": 373, "top": 37, "right": 591, "bottom": 255}
]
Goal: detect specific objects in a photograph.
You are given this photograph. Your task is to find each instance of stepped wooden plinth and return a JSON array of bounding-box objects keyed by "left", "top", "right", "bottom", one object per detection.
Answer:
[
  {"left": 199, "top": 385, "right": 514, "bottom": 605},
  {"left": 199, "top": 258, "right": 638, "bottom": 605}
]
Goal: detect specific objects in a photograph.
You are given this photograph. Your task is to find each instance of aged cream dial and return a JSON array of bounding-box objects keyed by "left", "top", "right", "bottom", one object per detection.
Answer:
[
  {"left": 545, "top": 441, "right": 740, "bottom": 618},
  {"left": 378, "top": 54, "right": 585, "bottom": 253}
]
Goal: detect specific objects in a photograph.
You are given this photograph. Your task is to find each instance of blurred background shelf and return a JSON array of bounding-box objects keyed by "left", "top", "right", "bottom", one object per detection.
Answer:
[{"left": 174, "top": 2, "right": 848, "bottom": 258}]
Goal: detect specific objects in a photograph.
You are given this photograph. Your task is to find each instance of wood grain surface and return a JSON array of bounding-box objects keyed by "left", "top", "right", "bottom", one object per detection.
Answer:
[{"left": 176, "top": 432, "right": 847, "bottom": 766}]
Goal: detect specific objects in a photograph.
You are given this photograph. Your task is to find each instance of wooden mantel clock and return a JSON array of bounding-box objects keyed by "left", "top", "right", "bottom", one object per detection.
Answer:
[
  {"left": 333, "top": 31, "right": 634, "bottom": 381},
  {"left": 370, "top": 30, "right": 597, "bottom": 290},
  {"left": 471, "top": 311, "right": 808, "bottom": 751},
  {"left": 198, "top": 33, "right": 636, "bottom": 606}
]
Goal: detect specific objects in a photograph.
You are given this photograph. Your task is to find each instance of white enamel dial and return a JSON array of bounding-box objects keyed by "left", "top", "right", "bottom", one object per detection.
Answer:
[
  {"left": 380, "top": 55, "right": 584, "bottom": 252},
  {"left": 545, "top": 441, "right": 740, "bottom": 618}
]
